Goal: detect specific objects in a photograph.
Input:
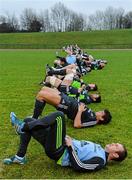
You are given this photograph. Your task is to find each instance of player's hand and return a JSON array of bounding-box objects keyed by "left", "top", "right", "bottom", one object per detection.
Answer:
[
  {"left": 78, "top": 103, "right": 87, "bottom": 112},
  {"left": 78, "top": 84, "right": 86, "bottom": 93},
  {"left": 65, "top": 135, "right": 73, "bottom": 147}
]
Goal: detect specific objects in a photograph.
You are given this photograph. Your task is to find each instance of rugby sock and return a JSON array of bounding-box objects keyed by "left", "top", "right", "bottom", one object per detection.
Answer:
[
  {"left": 32, "top": 99, "right": 46, "bottom": 119},
  {"left": 49, "top": 69, "right": 66, "bottom": 76}
]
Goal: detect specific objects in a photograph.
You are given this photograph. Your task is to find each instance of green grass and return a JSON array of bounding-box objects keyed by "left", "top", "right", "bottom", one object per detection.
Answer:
[
  {"left": 0, "top": 29, "right": 132, "bottom": 49},
  {"left": 0, "top": 49, "right": 132, "bottom": 178}
]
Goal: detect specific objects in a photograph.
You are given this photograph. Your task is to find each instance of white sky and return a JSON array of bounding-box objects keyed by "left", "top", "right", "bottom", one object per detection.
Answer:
[{"left": 0, "top": 0, "right": 132, "bottom": 16}]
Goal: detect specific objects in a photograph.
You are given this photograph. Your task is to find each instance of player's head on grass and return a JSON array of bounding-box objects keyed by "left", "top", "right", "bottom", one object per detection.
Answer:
[
  {"left": 96, "top": 109, "right": 112, "bottom": 124},
  {"left": 89, "top": 93, "right": 101, "bottom": 103},
  {"left": 105, "top": 143, "right": 127, "bottom": 162},
  {"left": 86, "top": 84, "right": 98, "bottom": 91}
]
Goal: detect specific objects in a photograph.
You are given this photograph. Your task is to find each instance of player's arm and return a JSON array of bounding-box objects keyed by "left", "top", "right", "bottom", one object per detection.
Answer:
[
  {"left": 73, "top": 103, "right": 86, "bottom": 128},
  {"left": 69, "top": 148, "right": 105, "bottom": 171},
  {"left": 65, "top": 136, "right": 105, "bottom": 171}
]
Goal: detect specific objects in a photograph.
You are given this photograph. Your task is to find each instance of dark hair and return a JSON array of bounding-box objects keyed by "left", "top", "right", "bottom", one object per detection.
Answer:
[
  {"left": 60, "top": 57, "right": 66, "bottom": 63},
  {"left": 98, "top": 64, "right": 103, "bottom": 69},
  {"left": 86, "top": 84, "right": 98, "bottom": 91},
  {"left": 114, "top": 145, "right": 127, "bottom": 162},
  {"left": 94, "top": 95, "right": 101, "bottom": 103},
  {"left": 94, "top": 84, "right": 98, "bottom": 91},
  {"left": 101, "top": 109, "right": 112, "bottom": 124},
  {"left": 56, "top": 56, "right": 66, "bottom": 63}
]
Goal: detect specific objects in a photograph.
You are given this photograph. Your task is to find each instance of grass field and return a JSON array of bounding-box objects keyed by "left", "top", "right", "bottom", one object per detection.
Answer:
[
  {"left": 0, "top": 29, "right": 132, "bottom": 49},
  {"left": 0, "top": 49, "right": 132, "bottom": 179}
]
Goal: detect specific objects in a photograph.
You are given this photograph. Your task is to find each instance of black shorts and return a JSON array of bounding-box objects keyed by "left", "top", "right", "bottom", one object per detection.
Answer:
[{"left": 56, "top": 92, "right": 78, "bottom": 120}]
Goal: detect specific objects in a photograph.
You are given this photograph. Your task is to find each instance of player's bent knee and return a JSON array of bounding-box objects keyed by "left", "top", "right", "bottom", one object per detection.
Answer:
[
  {"left": 64, "top": 73, "right": 74, "bottom": 81},
  {"left": 54, "top": 111, "right": 65, "bottom": 120},
  {"left": 36, "top": 90, "right": 47, "bottom": 100}
]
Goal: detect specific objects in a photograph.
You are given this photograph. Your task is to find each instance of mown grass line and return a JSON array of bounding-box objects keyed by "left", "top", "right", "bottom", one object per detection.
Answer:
[
  {"left": 0, "top": 29, "right": 132, "bottom": 49},
  {"left": 0, "top": 49, "right": 132, "bottom": 178}
]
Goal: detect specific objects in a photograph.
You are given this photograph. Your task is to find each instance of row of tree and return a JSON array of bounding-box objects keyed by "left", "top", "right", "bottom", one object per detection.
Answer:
[
  {"left": 0, "top": 2, "right": 132, "bottom": 33},
  {"left": 88, "top": 7, "right": 132, "bottom": 30}
]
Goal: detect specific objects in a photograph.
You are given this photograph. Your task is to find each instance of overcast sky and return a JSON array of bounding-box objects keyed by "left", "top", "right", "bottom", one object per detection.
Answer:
[{"left": 0, "top": 0, "right": 132, "bottom": 17}]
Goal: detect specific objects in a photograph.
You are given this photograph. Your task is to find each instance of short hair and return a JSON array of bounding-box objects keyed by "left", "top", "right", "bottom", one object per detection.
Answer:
[
  {"left": 98, "top": 64, "right": 103, "bottom": 69},
  {"left": 86, "top": 84, "right": 98, "bottom": 91},
  {"left": 94, "top": 95, "right": 101, "bottom": 103},
  {"left": 60, "top": 57, "right": 66, "bottom": 63},
  {"left": 101, "top": 109, "right": 112, "bottom": 124},
  {"left": 56, "top": 56, "right": 66, "bottom": 63},
  {"left": 114, "top": 145, "right": 127, "bottom": 162},
  {"left": 94, "top": 84, "right": 98, "bottom": 91}
]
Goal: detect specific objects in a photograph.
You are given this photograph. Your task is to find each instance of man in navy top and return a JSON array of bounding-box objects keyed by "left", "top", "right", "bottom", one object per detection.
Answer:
[{"left": 32, "top": 87, "right": 112, "bottom": 128}]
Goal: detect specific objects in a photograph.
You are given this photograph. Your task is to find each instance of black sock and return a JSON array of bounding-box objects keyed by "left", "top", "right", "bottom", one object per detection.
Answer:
[
  {"left": 49, "top": 69, "right": 66, "bottom": 76},
  {"left": 32, "top": 99, "right": 46, "bottom": 119}
]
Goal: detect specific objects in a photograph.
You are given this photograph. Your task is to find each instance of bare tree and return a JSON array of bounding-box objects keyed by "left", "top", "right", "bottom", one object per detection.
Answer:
[
  {"left": 39, "top": 9, "right": 51, "bottom": 32},
  {"left": 1, "top": 2, "right": 131, "bottom": 32},
  {"left": 115, "top": 8, "right": 124, "bottom": 29},
  {"left": 103, "top": 7, "right": 116, "bottom": 29},
  {"left": 88, "top": 7, "right": 125, "bottom": 30},
  {"left": 50, "top": 2, "right": 85, "bottom": 32},
  {"left": 88, "top": 10, "right": 104, "bottom": 30},
  {"left": 123, "top": 11, "right": 132, "bottom": 28},
  {"left": 20, "top": 8, "right": 42, "bottom": 32},
  {"left": 68, "top": 12, "right": 85, "bottom": 31},
  {"left": 0, "top": 13, "right": 19, "bottom": 32},
  {"left": 7, "top": 13, "right": 19, "bottom": 31},
  {"left": 50, "top": 2, "right": 67, "bottom": 31}
]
